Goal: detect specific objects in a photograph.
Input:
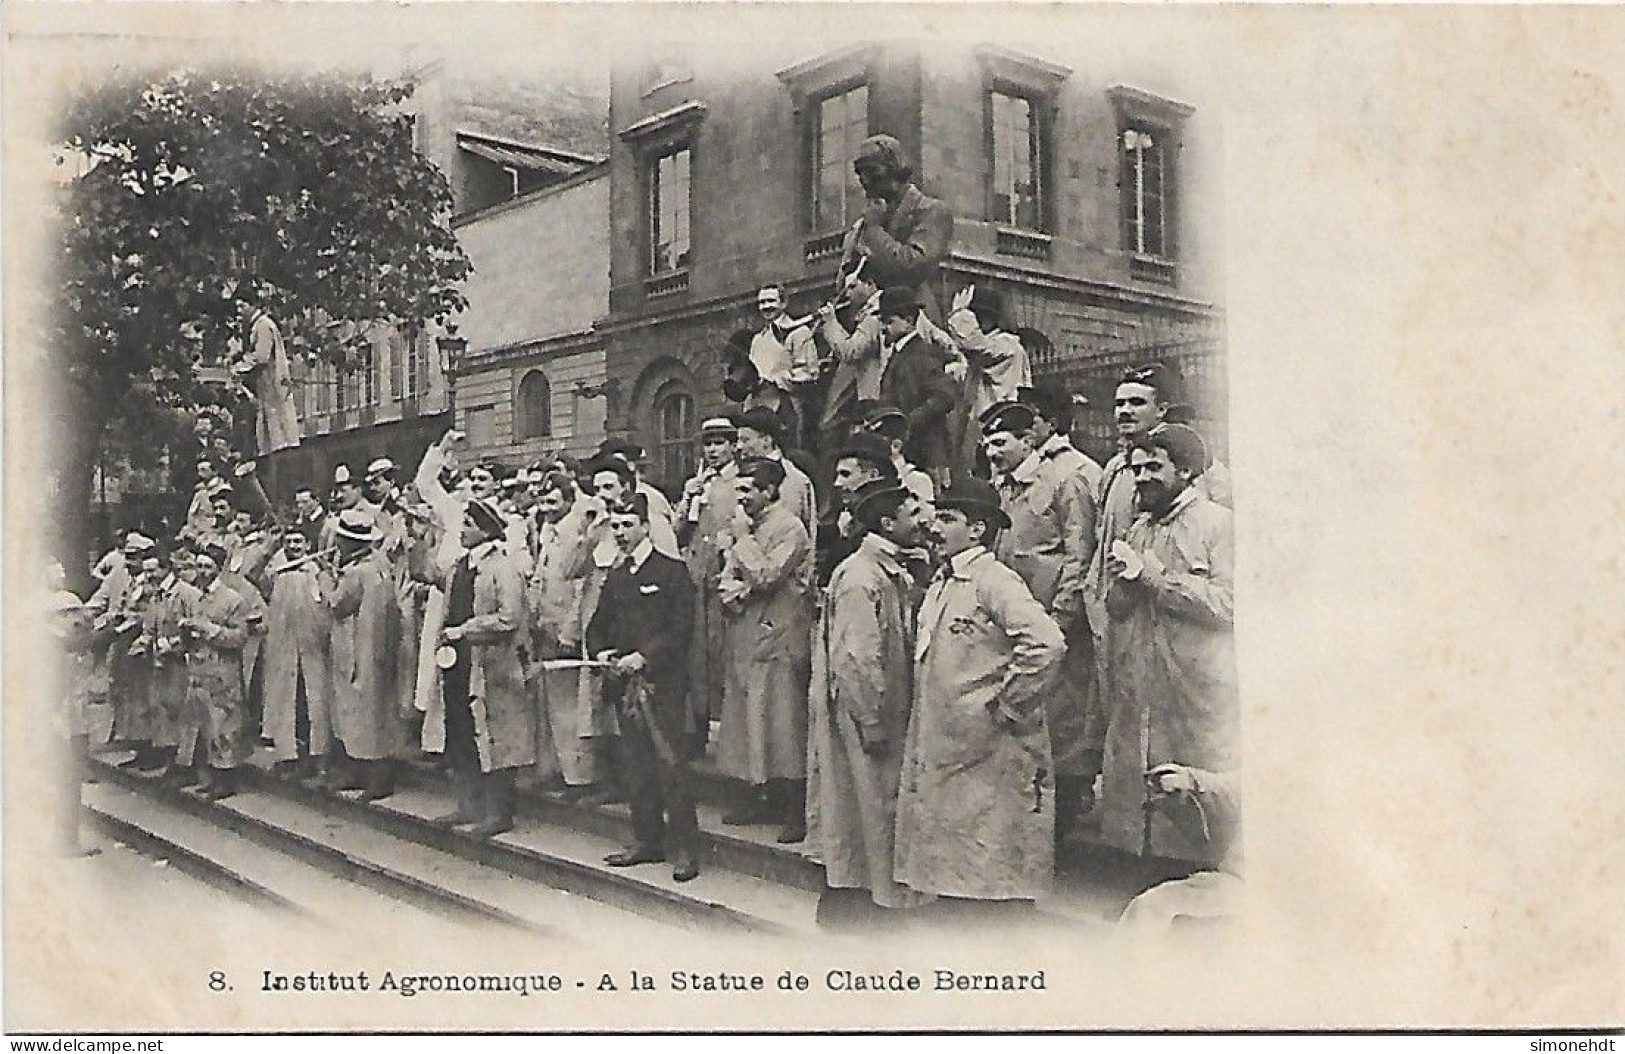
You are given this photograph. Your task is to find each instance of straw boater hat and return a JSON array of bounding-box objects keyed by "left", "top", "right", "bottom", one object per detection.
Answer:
[
  {"left": 699, "top": 416, "right": 737, "bottom": 438},
  {"left": 333, "top": 508, "right": 381, "bottom": 543},
  {"left": 465, "top": 498, "right": 506, "bottom": 540},
  {"left": 365, "top": 457, "right": 396, "bottom": 478}
]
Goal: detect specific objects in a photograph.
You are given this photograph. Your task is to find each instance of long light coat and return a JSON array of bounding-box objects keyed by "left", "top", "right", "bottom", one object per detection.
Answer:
[
  {"left": 422, "top": 543, "right": 537, "bottom": 773},
  {"left": 177, "top": 580, "right": 252, "bottom": 768},
  {"left": 241, "top": 311, "right": 301, "bottom": 454},
  {"left": 715, "top": 503, "right": 813, "bottom": 784},
  {"left": 809, "top": 534, "right": 927, "bottom": 908},
  {"left": 259, "top": 560, "right": 333, "bottom": 762},
  {"left": 894, "top": 547, "right": 1064, "bottom": 900},
  {"left": 995, "top": 446, "right": 1099, "bottom": 775},
  {"left": 144, "top": 578, "right": 198, "bottom": 748},
  {"left": 1098, "top": 488, "right": 1237, "bottom": 865},
  {"left": 680, "top": 461, "right": 740, "bottom": 739},
  {"left": 327, "top": 551, "right": 407, "bottom": 761},
  {"left": 528, "top": 505, "right": 599, "bottom": 785}
]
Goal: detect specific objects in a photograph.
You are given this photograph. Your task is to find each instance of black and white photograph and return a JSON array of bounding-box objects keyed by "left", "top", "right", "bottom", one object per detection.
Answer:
[{"left": 3, "top": 1, "right": 1621, "bottom": 1038}]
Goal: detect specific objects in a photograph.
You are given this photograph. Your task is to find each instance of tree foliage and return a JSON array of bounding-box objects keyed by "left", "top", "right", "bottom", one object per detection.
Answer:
[{"left": 53, "top": 67, "right": 472, "bottom": 471}]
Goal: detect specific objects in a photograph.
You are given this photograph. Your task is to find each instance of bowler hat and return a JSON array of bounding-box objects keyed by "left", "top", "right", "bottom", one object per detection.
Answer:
[
  {"left": 732, "top": 407, "right": 785, "bottom": 446},
  {"left": 877, "top": 286, "right": 918, "bottom": 321},
  {"left": 833, "top": 431, "right": 897, "bottom": 475},
  {"left": 935, "top": 476, "right": 1011, "bottom": 530}
]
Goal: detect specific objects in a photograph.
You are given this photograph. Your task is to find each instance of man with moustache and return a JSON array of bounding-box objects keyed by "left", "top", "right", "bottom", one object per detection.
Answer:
[
  {"left": 261, "top": 529, "right": 334, "bottom": 782},
  {"left": 815, "top": 430, "right": 898, "bottom": 587},
  {"left": 1082, "top": 363, "right": 1175, "bottom": 805},
  {"left": 893, "top": 478, "right": 1065, "bottom": 916},
  {"left": 291, "top": 487, "right": 328, "bottom": 549},
  {"left": 714, "top": 457, "right": 814, "bottom": 843},
  {"left": 676, "top": 418, "right": 742, "bottom": 756},
  {"left": 749, "top": 284, "right": 819, "bottom": 393},
  {"left": 527, "top": 471, "right": 603, "bottom": 800},
  {"left": 732, "top": 407, "right": 818, "bottom": 538},
  {"left": 981, "top": 400, "right": 1099, "bottom": 842},
  {"left": 587, "top": 494, "right": 701, "bottom": 883},
  {"left": 321, "top": 509, "right": 406, "bottom": 800},
  {"left": 1098, "top": 424, "right": 1237, "bottom": 886},
  {"left": 809, "top": 479, "right": 934, "bottom": 927}
]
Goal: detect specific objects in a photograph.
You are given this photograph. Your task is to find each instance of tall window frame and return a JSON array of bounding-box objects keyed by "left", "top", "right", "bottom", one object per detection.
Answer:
[
  {"left": 653, "top": 381, "right": 696, "bottom": 486},
  {"left": 809, "top": 80, "right": 871, "bottom": 234},
  {"left": 975, "top": 46, "right": 1069, "bottom": 251},
  {"left": 619, "top": 101, "right": 707, "bottom": 295},
  {"left": 515, "top": 368, "right": 553, "bottom": 441},
  {"left": 1109, "top": 84, "right": 1194, "bottom": 284},
  {"left": 647, "top": 145, "right": 692, "bottom": 277},
  {"left": 988, "top": 87, "right": 1045, "bottom": 231},
  {"left": 359, "top": 342, "right": 379, "bottom": 407}
]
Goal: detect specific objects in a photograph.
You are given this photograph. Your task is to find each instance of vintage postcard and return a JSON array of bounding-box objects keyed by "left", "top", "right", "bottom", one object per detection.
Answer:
[{"left": 3, "top": 1, "right": 1621, "bottom": 1036}]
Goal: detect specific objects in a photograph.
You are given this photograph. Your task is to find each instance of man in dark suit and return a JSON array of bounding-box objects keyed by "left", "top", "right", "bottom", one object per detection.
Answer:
[
  {"left": 587, "top": 493, "right": 702, "bottom": 883},
  {"left": 841, "top": 134, "right": 955, "bottom": 325},
  {"left": 877, "top": 286, "right": 960, "bottom": 487}
]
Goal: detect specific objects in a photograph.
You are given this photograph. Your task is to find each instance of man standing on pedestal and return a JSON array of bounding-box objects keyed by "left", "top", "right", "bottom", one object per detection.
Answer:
[{"left": 229, "top": 282, "right": 301, "bottom": 454}]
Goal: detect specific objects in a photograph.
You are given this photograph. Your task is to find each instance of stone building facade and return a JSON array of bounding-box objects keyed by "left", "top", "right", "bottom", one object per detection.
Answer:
[{"left": 599, "top": 38, "right": 1225, "bottom": 485}]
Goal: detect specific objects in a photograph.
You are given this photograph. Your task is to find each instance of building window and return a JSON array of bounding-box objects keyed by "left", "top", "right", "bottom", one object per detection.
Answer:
[
  {"left": 465, "top": 405, "right": 496, "bottom": 448},
  {"left": 811, "top": 83, "right": 869, "bottom": 232},
  {"left": 360, "top": 343, "right": 379, "bottom": 407},
  {"left": 1109, "top": 85, "right": 1193, "bottom": 280},
  {"left": 653, "top": 382, "right": 695, "bottom": 485},
  {"left": 515, "top": 369, "right": 553, "bottom": 440},
  {"left": 649, "top": 146, "right": 691, "bottom": 276},
  {"left": 1121, "top": 126, "right": 1169, "bottom": 258},
  {"left": 989, "top": 89, "right": 1044, "bottom": 230},
  {"left": 404, "top": 330, "right": 425, "bottom": 401},
  {"left": 335, "top": 360, "right": 352, "bottom": 413},
  {"left": 313, "top": 361, "right": 332, "bottom": 415}
]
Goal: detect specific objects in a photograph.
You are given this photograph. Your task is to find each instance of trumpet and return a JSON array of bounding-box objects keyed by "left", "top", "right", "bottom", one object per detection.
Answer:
[{"left": 273, "top": 546, "right": 339, "bottom": 574}]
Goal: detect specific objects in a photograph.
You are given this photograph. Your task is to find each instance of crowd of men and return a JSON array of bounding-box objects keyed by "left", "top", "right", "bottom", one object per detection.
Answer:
[{"left": 47, "top": 131, "right": 1237, "bottom": 927}]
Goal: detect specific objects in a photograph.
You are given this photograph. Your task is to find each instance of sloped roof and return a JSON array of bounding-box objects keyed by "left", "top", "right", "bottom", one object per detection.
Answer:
[{"left": 455, "top": 129, "right": 605, "bottom": 179}]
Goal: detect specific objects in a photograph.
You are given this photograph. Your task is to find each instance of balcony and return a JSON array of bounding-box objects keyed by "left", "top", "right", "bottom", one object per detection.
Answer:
[{"left": 644, "top": 269, "right": 690, "bottom": 299}]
